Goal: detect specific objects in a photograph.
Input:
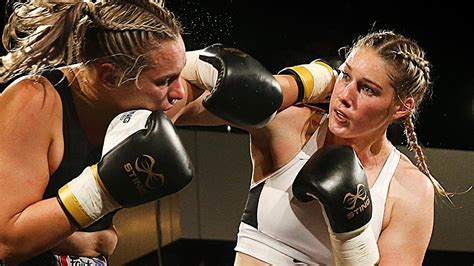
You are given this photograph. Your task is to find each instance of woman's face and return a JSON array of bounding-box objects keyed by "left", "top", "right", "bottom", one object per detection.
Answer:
[
  {"left": 328, "top": 47, "right": 399, "bottom": 140},
  {"left": 117, "top": 36, "right": 187, "bottom": 111}
]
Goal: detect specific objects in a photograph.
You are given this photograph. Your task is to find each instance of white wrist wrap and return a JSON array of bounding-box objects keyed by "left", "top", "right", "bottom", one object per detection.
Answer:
[
  {"left": 301, "top": 61, "right": 335, "bottom": 102},
  {"left": 59, "top": 109, "right": 155, "bottom": 228},
  {"left": 181, "top": 50, "right": 218, "bottom": 90},
  {"left": 280, "top": 60, "right": 336, "bottom": 103},
  {"left": 329, "top": 223, "right": 380, "bottom": 266},
  {"left": 58, "top": 166, "right": 120, "bottom": 228}
]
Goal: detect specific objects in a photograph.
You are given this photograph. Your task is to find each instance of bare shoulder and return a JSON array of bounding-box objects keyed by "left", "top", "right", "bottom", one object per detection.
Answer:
[
  {"left": 1, "top": 75, "right": 62, "bottom": 116},
  {"left": 0, "top": 74, "right": 63, "bottom": 172},
  {"left": 383, "top": 152, "right": 435, "bottom": 231},
  {"left": 377, "top": 152, "right": 435, "bottom": 264},
  {"left": 250, "top": 106, "right": 322, "bottom": 179},
  {"left": 391, "top": 154, "right": 435, "bottom": 202},
  {"left": 0, "top": 75, "right": 65, "bottom": 224},
  {"left": 0, "top": 75, "right": 63, "bottom": 146},
  {"left": 0, "top": 76, "right": 61, "bottom": 122}
]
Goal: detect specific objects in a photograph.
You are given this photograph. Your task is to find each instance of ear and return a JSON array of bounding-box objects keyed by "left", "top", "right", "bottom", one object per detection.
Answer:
[
  {"left": 392, "top": 96, "right": 415, "bottom": 120},
  {"left": 97, "top": 62, "right": 118, "bottom": 89}
]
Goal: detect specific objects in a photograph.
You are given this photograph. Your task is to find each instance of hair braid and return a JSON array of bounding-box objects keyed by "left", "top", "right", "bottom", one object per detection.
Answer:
[
  {"left": 392, "top": 49, "right": 431, "bottom": 88},
  {"left": 350, "top": 30, "right": 457, "bottom": 202},
  {"left": 1, "top": 0, "right": 183, "bottom": 85},
  {"left": 403, "top": 115, "right": 453, "bottom": 202}
]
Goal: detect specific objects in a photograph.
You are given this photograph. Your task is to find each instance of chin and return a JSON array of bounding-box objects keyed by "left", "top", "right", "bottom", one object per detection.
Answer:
[
  {"left": 328, "top": 118, "right": 353, "bottom": 139},
  {"left": 147, "top": 102, "right": 171, "bottom": 112},
  {"left": 163, "top": 103, "right": 178, "bottom": 111}
]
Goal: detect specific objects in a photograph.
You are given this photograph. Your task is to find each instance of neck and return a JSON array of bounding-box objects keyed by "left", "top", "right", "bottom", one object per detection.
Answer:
[
  {"left": 325, "top": 130, "right": 392, "bottom": 168},
  {"left": 63, "top": 65, "right": 119, "bottom": 146}
]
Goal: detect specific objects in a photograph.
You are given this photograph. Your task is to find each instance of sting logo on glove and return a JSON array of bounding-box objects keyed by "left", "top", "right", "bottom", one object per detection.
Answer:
[
  {"left": 343, "top": 184, "right": 371, "bottom": 219},
  {"left": 124, "top": 154, "right": 165, "bottom": 195}
]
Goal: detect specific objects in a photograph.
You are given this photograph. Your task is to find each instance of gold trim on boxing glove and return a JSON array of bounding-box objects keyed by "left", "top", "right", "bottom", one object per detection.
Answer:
[
  {"left": 292, "top": 66, "right": 315, "bottom": 101},
  {"left": 312, "top": 60, "right": 334, "bottom": 73},
  {"left": 313, "top": 60, "right": 339, "bottom": 81},
  {"left": 90, "top": 164, "right": 118, "bottom": 206},
  {"left": 58, "top": 185, "right": 92, "bottom": 228}
]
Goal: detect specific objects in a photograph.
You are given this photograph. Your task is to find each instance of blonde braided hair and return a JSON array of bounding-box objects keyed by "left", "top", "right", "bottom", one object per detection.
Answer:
[
  {"left": 1, "top": 0, "right": 182, "bottom": 85},
  {"left": 348, "top": 30, "right": 453, "bottom": 201}
]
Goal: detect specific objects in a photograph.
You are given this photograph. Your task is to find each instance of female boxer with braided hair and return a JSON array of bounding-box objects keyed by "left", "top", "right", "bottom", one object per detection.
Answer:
[
  {"left": 0, "top": 0, "right": 283, "bottom": 263},
  {"left": 159, "top": 28, "right": 450, "bottom": 264},
  {"left": 346, "top": 30, "right": 448, "bottom": 197},
  {"left": 0, "top": 0, "right": 189, "bottom": 264},
  {"left": 227, "top": 30, "right": 449, "bottom": 265}
]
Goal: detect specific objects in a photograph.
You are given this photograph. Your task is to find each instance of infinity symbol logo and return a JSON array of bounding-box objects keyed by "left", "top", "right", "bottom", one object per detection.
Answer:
[
  {"left": 135, "top": 155, "right": 165, "bottom": 189},
  {"left": 343, "top": 184, "right": 368, "bottom": 210}
]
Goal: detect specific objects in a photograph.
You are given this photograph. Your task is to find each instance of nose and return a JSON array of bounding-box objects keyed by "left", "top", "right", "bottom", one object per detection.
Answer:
[
  {"left": 168, "top": 79, "right": 186, "bottom": 102},
  {"left": 337, "top": 81, "right": 357, "bottom": 108}
]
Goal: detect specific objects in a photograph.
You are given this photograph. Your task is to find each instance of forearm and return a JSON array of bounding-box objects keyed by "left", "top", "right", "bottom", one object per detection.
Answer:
[
  {"left": 274, "top": 75, "right": 299, "bottom": 110},
  {"left": 182, "top": 45, "right": 283, "bottom": 128},
  {"left": 176, "top": 75, "right": 298, "bottom": 126},
  {"left": 53, "top": 227, "right": 118, "bottom": 257},
  {"left": 172, "top": 84, "right": 228, "bottom": 126},
  {"left": 0, "top": 198, "right": 75, "bottom": 264}
]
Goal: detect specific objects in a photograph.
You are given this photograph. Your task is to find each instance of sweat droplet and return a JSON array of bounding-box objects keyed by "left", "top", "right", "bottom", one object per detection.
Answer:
[{"left": 168, "top": 0, "right": 234, "bottom": 49}]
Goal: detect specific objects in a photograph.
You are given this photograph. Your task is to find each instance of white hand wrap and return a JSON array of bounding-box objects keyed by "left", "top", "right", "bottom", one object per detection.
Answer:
[
  {"left": 279, "top": 60, "right": 337, "bottom": 103},
  {"left": 329, "top": 223, "right": 380, "bottom": 266},
  {"left": 180, "top": 49, "right": 218, "bottom": 90},
  {"left": 58, "top": 166, "right": 120, "bottom": 228},
  {"left": 59, "top": 110, "right": 152, "bottom": 228}
]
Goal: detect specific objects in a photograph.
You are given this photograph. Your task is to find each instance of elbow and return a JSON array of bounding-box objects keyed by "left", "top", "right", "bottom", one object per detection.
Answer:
[
  {"left": 0, "top": 238, "right": 34, "bottom": 264},
  {"left": 0, "top": 243, "right": 18, "bottom": 265},
  {"left": 0, "top": 247, "right": 19, "bottom": 265}
]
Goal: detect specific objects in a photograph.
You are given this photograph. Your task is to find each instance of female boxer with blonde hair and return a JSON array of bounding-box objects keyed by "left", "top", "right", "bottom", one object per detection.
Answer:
[
  {"left": 173, "top": 28, "right": 451, "bottom": 265},
  {"left": 0, "top": 0, "right": 283, "bottom": 263},
  {"left": 229, "top": 30, "right": 448, "bottom": 265},
  {"left": 0, "top": 0, "right": 188, "bottom": 264}
]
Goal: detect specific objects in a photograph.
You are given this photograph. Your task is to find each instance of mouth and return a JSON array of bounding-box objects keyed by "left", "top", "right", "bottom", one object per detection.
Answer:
[
  {"left": 161, "top": 99, "right": 178, "bottom": 111},
  {"left": 333, "top": 108, "right": 349, "bottom": 125}
]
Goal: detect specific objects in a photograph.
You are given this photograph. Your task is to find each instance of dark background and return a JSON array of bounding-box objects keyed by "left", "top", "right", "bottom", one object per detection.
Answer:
[
  {"left": 167, "top": 0, "right": 473, "bottom": 151},
  {"left": 1, "top": 0, "right": 472, "bottom": 151}
]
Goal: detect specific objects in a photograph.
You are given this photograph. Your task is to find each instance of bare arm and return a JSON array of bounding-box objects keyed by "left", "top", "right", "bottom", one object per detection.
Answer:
[
  {"left": 53, "top": 227, "right": 118, "bottom": 257},
  {"left": 171, "top": 78, "right": 225, "bottom": 126},
  {"left": 173, "top": 75, "right": 299, "bottom": 127},
  {"left": 377, "top": 163, "right": 435, "bottom": 265},
  {"left": 173, "top": 74, "right": 314, "bottom": 182},
  {"left": 0, "top": 78, "right": 76, "bottom": 263}
]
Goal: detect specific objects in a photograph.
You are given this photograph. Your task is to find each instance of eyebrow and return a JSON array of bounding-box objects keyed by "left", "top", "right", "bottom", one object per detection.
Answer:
[{"left": 345, "top": 63, "right": 383, "bottom": 90}]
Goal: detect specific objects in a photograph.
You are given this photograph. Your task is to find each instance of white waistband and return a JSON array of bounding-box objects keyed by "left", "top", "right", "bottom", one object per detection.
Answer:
[{"left": 235, "top": 223, "right": 329, "bottom": 265}]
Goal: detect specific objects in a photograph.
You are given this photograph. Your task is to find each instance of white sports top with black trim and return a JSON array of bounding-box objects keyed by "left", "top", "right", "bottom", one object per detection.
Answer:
[{"left": 235, "top": 115, "right": 400, "bottom": 265}]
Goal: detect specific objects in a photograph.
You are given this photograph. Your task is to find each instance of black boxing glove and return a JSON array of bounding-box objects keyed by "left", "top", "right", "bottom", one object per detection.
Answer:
[
  {"left": 57, "top": 110, "right": 194, "bottom": 228},
  {"left": 292, "top": 145, "right": 379, "bottom": 265},
  {"left": 181, "top": 44, "right": 283, "bottom": 128}
]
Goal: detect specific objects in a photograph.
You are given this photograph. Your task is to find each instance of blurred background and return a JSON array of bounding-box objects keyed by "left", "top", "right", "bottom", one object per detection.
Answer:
[
  {"left": 1, "top": 0, "right": 472, "bottom": 265},
  {"left": 167, "top": 0, "right": 472, "bottom": 151}
]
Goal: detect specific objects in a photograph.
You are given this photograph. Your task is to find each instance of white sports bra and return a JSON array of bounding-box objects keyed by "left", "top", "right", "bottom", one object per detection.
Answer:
[{"left": 235, "top": 115, "right": 400, "bottom": 265}]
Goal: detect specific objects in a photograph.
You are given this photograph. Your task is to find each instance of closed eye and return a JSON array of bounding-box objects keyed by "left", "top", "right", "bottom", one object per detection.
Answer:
[{"left": 154, "top": 74, "right": 180, "bottom": 87}]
